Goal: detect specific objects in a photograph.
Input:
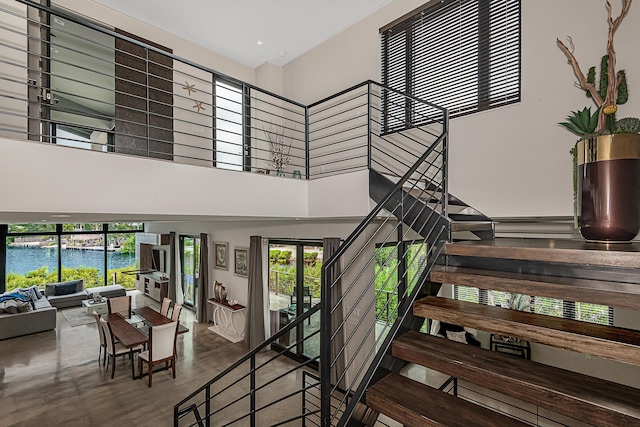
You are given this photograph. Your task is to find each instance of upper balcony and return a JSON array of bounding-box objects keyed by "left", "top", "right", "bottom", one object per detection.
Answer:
[{"left": 0, "top": 0, "right": 446, "bottom": 223}]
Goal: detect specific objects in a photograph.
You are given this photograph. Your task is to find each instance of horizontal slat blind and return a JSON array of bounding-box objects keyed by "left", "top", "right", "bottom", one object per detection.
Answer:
[
  {"left": 381, "top": 0, "right": 521, "bottom": 129},
  {"left": 453, "top": 286, "right": 614, "bottom": 326}
]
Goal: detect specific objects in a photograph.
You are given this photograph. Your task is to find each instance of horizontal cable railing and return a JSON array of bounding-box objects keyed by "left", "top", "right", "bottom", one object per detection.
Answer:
[
  {"left": 1, "top": 0, "right": 310, "bottom": 177},
  {"left": 174, "top": 304, "right": 322, "bottom": 427},
  {"left": 318, "top": 86, "right": 449, "bottom": 425},
  {"left": 1, "top": 2, "right": 448, "bottom": 186}
]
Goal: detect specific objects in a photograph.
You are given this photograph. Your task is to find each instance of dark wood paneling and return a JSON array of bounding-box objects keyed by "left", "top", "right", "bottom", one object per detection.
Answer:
[
  {"left": 392, "top": 331, "right": 640, "bottom": 427},
  {"left": 139, "top": 243, "right": 152, "bottom": 271},
  {"left": 413, "top": 296, "right": 640, "bottom": 366},
  {"left": 115, "top": 29, "right": 173, "bottom": 160},
  {"left": 367, "top": 372, "right": 528, "bottom": 427},
  {"left": 430, "top": 265, "right": 640, "bottom": 310}
]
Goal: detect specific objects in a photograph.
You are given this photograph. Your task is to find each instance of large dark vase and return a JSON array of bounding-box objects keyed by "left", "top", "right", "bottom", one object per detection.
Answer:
[{"left": 577, "top": 134, "right": 640, "bottom": 242}]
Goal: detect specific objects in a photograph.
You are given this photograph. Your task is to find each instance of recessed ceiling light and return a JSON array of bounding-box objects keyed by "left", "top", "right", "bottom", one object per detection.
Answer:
[
  {"left": 40, "top": 219, "right": 47, "bottom": 222},
  {"left": 257, "top": 41, "right": 263, "bottom": 45},
  {"left": 51, "top": 214, "right": 71, "bottom": 218}
]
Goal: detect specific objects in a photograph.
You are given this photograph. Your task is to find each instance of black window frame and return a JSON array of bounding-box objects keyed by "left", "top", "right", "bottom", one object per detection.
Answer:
[
  {"left": 380, "top": 0, "right": 522, "bottom": 132},
  {"left": 2, "top": 222, "right": 143, "bottom": 293}
]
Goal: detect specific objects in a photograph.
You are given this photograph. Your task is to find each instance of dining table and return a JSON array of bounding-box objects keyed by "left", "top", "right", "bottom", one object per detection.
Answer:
[{"left": 104, "top": 306, "right": 189, "bottom": 379}]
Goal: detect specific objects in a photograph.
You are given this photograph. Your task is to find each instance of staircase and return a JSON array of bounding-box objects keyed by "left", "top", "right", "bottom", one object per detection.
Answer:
[{"left": 366, "top": 238, "right": 640, "bottom": 426}]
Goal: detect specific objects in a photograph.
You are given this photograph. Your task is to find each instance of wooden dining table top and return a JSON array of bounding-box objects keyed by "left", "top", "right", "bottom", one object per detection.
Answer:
[{"left": 105, "top": 307, "right": 189, "bottom": 348}]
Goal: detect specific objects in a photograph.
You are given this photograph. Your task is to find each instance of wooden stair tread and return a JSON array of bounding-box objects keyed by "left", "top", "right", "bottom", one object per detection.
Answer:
[
  {"left": 430, "top": 265, "right": 640, "bottom": 310},
  {"left": 413, "top": 296, "right": 640, "bottom": 366},
  {"left": 444, "top": 238, "right": 640, "bottom": 268},
  {"left": 450, "top": 221, "right": 494, "bottom": 232},
  {"left": 366, "top": 372, "right": 528, "bottom": 427},
  {"left": 393, "top": 331, "right": 640, "bottom": 427}
]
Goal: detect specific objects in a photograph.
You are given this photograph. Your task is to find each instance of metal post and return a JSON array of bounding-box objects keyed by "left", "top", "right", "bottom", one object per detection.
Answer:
[
  {"left": 305, "top": 106, "right": 310, "bottom": 179},
  {"left": 250, "top": 356, "right": 256, "bottom": 426},
  {"left": 367, "top": 82, "right": 372, "bottom": 170},
  {"left": 205, "top": 385, "right": 211, "bottom": 427},
  {"left": 319, "top": 263, "right": 331, "bottom": 427}
]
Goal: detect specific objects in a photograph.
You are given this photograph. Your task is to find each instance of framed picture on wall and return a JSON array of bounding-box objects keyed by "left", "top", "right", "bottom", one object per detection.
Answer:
[
  {"left": 214, "top": 242, "right": 228, "bottom": 270},
  {"left": 234, "top": 247, "right": 248, "bottom": 277}
]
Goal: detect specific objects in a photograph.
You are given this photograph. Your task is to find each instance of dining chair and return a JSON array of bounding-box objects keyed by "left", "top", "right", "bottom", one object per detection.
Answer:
[
  {"left": 91, "top": 310, "right": 107, "bottom": 366},
  {"left": 171, "top": 303, "right": 182, "bottom": 322},
  {"left": 107, "top": 295, "right": 131, "bottom": 318},
  {"left": 137, "top": 321, "right": 178, "bottom": 387},
  {"left": 99, "top": 317, "right": 143, "bottom": 379},
  {"left": 160, "top": 297, "right": 171, "bottom": 317}
]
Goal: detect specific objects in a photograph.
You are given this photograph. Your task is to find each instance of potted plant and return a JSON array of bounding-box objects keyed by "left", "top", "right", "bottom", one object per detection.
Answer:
[{"left": 557, "top": 0, "right": 640, "bottom": 242}]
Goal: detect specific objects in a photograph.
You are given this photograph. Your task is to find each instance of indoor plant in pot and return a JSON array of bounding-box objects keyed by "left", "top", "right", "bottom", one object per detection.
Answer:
[{"left": 557, "top": 0, "right": 640, "bottom": 242}]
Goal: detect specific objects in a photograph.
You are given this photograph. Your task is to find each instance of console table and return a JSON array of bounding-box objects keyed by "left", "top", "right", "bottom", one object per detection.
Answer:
[{"left": 207, "top": 298, "right": 246, "bottom": 343}]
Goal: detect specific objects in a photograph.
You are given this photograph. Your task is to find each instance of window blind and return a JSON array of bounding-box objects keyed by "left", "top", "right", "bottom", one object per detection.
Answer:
[
  {"left": 453, "top": 286, "right": 614, "bottom": 326},
  {"left": 381, "top": 0, "right": 521, "bottom": 128}
]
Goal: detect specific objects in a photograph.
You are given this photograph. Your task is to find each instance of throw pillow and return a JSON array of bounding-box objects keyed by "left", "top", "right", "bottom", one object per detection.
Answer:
[
  {"left": 44, "top": 283, "right": 56, "bottom": 297},
  {"left": 446, "top": 330, "right": 468, "bottom": 344},
  {"left": 4, "top": 299, "right": 18, "bottom": 314},
  {"left": 30, "top": 285, "right": 43, "bottom": 300},
  {"left": 54, "top": 282, "right": 78, "bottom": 296},
  {"left": 18, "top": 301, "right": 33, "bottom": 313},
  {"left": 0, "top": 301, "right": 5, "bottom": 314},
  {"left": 18, "top": 287, "right": 39, "bottom": 303}
]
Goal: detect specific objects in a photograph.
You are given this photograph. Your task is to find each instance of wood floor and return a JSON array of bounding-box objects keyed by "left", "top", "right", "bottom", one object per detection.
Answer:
[{"left": 0, "top": 292, "right": 265, "bottom": 426}]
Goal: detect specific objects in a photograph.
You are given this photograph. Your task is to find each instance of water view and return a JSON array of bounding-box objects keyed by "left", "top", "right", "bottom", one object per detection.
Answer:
[{"left": 6, "top": 246, "right": 135, "bottom": 275}]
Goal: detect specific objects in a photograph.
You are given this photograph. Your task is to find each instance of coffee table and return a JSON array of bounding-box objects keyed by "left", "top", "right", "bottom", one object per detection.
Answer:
[{"left": 83, "top": 298, "right": 108, "bottom": 315}]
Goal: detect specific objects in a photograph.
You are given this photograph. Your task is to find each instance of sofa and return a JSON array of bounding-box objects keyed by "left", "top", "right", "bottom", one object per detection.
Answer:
[
  {"left": 44, "top": 280, "right": 127, "bottom": 308},
  {"left": 44, "top": 279, "right": 88, "bottom": 308},
  {"left": 86, "top": 284, "right": 126, "bottom": 299},
  {"left": 0, "top": 286, "right": 57, "bottom": 340}
]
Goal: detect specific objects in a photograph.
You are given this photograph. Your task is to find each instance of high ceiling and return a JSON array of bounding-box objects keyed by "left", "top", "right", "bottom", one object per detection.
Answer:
[{"left": 93, "top": 0, "right": 392, "bottom": 68}]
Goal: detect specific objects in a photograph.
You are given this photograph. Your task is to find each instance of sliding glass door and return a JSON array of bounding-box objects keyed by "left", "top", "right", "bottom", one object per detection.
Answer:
[
  {"left": 268, "top": 241, "right": 322, "bottom": 361},
  {"left": 180, "top": 235, "right": 200, "bottom": 310}
]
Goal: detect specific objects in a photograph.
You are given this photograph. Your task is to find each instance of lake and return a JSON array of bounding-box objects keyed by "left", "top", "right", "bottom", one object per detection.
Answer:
[{"left": 6, "top": 246, "right": 136, "bottom": 275}]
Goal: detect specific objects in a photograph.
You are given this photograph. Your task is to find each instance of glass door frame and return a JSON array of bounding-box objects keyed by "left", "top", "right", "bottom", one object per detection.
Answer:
[
  {"left": 269, "top": 239, "right": 322, "bottom": 364},
  {"left": 179, "top": 235, "right": 200, "bottom": 311}
]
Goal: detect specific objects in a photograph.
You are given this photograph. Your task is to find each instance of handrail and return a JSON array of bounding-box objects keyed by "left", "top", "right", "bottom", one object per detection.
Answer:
[
  {"left": 174, "top": 303, "right": 320, "bottom": 412},
  {"left": 323, "top": 132, "right": 447, "bottom": 269},
  {"left": 16, "top": 0, "right": 307, "bottom": 110}
]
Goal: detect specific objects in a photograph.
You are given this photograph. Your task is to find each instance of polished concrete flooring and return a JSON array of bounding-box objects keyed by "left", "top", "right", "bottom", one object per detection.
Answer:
[{"left": 0, "top": 292, "right": 287, "bottom": 427}]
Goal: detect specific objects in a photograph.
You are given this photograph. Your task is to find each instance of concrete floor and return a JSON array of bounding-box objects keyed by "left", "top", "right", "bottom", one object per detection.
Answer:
[{"left": 0, "top": 291, "right": 298, "bottom": 427}]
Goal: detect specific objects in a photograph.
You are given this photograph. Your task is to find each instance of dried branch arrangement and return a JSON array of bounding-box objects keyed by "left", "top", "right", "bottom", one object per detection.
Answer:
[
  {"left": 260, "top": 120, "right": 294, "bottom": 173},
  {"left": 557, "top": 0, "right": 632, "bottom": 132}
]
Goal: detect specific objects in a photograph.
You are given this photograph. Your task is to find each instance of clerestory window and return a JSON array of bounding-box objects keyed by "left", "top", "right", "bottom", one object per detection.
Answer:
[{"left": 380, "top": 0, "right": 521, "bottom": 131}]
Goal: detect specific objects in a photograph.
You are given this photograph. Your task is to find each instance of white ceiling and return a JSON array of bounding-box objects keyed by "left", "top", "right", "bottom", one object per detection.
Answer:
[{"left": 93, "top": 0, "right": 392, "bottom": 68}]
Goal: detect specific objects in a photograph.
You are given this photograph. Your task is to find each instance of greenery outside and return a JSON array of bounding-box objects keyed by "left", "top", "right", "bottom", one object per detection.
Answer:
[{"left": 4, "top": 223, "right": 141, "bottom": 293}]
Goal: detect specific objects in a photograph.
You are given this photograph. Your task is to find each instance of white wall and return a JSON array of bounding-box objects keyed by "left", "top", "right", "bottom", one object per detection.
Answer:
[
  {"left": 283, "top": 0, "right": 640, "bottom": 218},
  {"left": 0, "top": 137, "right": 309, "bottom": 220},
  {"left": 145, "top": 220, "right": 362, "bottom": 307},
  {"left": 0, "top": 136, "right": 371, "bottom": 222}
]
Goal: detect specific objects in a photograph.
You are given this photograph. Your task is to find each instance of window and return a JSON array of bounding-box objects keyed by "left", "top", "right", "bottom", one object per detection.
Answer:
[
  {"left": 380, "top": 0, "right": 521, "bottom": 130},
  {"left": 215, "top": 79, "right": 247, "bottom": 170},
  {"left": 2, "top": 223, "right": 141, "bottom": 293},
  {"left": 374, "top": 242, "right": 429, "bottom": 326},
  {"left": 453, "top": 286, "right": 614, "bottom": 326}
]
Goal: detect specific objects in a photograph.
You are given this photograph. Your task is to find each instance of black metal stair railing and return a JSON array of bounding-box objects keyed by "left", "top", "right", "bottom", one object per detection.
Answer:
[
  {"left": 174, "top": 304, "right": 322, "bottom": 427},
  {"left": 313, "top": 81, "right": 450, "bottom": 426},
  {"left": 172, "top": 83, "right": 449, "bottom": 426}
]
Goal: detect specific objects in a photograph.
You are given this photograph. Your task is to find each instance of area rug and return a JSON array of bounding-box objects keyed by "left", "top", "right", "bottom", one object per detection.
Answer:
[{"left": 62, "top": 307, "right": 96, "bottom": 327}]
